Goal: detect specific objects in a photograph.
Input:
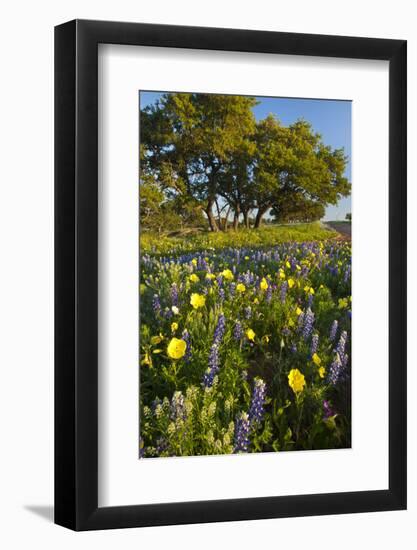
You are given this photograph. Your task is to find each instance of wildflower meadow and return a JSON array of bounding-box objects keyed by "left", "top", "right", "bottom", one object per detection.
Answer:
[
  {"left": 139, "top": 229, "right": 351, "bottom": 457},
  {"left": 139, "top": 91, "right": 351, "bottom": 458}
]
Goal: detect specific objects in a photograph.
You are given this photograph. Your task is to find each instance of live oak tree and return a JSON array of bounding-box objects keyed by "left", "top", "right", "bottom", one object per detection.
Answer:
[{"left": 140, "top": 93, "right": 351, "bottom": 232}]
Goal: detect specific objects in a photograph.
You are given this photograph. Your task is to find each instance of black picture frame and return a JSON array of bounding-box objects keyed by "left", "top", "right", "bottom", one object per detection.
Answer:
[{"left": 55, "top": 19, "right": 407, "bottom": 531}]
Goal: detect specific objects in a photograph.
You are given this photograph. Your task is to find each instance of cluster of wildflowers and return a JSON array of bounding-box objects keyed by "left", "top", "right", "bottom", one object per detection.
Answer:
[{"left": 140, "top": 238, "right": 351, "bottom": 457}]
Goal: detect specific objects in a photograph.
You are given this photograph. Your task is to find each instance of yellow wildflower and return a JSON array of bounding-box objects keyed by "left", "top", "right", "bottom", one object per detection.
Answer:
[
  {"left": 260, "top": 278, "right": 268, "bottom": 291},
  {"left": 236, "top": 283, "right": 246, "bottom": 293},
  {"left": 279, "top": 270, "right": 286, "bottom": 280},
  {"left": 296, "top": 265, "right": 301, "bottom": 271},
  {"left": 167, "top": 337, "right": 187, "bottom": 360},
  {"left": 189, "top": 273, "right": 199, "bottom": 283},
  {"left": 309, "top": 287, "right": 315, "bottom": 295},
  {"left": 141, "top": 352, "right": 152, "bottom": 366},
  {"left": 288, "top": 278, "right": 295, "bottom": 289},
  {"left": 312, "top": 353, "right": 321, "bottom": 366},
  {"left": 190, "top": 293, "right": 206, "bottom": 309},
  {"left": 150, "top": 335, "right": 163, "bottom": 345},
  {"left": 171, "top": 322, "right": 178, "bottom": 333},
  {"left": 318, "top": 366, "right": 326, "bottom": 379},
  {"left": 286, "top": 261, "right": 291, "bottom": 269},
  {"left": 246, "top": 328, "right": 256, "bottom": 341},
  {"left": 338, "top": 297, "right": 349, "bottom": 309},
  {"left": 206, "top": 273, "right": 216, "bottom": 280},
  {"left": 253, "top": 297, "right": 259, "bottom": 304},
  {"left": 191, "top": 258, "right": 198, "bottom": 266},
  {"left": 296, "top": 307, "right": 303, "bottom": 316},
  {"left": 288, "top": 368, "right": 306, "bottom": 394},
  {"left": 221, "top": 269, "right": 234, "bottom": 281},
  {"left": 244, "top": 256, "right": 250, "bottom": 260}
]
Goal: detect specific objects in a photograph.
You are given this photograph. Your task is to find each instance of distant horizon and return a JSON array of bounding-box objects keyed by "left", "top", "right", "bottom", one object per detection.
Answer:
[{"left": 140, "top": 91, "right": 352, "bottom": 222}]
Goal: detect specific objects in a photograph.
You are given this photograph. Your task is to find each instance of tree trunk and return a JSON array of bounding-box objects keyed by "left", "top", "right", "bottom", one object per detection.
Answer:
[
  {"left": 254, "top": 206, "right": 268, "bottom": 229},
  {"left": 243, "top": 210, "right": 250, "bottom": 229},
  {"left": 206, "top": 200, "right": 219, "bottom": 232},
  {"left": 233, "top": 206, "right": 240, "bottom": 230}
]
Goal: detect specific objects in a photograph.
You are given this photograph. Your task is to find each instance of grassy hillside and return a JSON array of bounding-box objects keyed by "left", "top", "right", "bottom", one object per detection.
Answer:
[{"left": 140, "top": 222, "right": 336, "bottom": 255}]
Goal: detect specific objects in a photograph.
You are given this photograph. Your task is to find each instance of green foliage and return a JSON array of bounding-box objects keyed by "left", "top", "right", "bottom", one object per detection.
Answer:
[{"left": 140, "top": 222, "right": 335, "bottom": 255}]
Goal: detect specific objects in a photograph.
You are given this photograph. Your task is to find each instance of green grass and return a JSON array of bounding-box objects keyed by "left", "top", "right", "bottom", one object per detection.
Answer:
[{"left": 140, "top": 222, "right": 336, "bottom": 255}]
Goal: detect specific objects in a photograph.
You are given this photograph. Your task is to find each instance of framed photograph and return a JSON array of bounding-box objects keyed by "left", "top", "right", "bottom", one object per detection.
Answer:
[{"left": 55, "top": 19, "right": 407, "bottom": 530}]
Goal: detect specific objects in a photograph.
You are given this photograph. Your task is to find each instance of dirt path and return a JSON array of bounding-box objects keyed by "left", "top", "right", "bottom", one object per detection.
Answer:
[{"left": 324, "top": 222, "right": 351, "bottom": 240}]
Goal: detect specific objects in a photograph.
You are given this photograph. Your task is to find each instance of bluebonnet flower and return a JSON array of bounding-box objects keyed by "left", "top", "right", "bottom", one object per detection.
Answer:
[
  {"left": 203, "top": 314, "right": 226, "bottom": 388},
  {"left": 234, "top": 412, "right": 250, "bottom": 453},
  {"left": 218, "top": 288, "right": 225, "bottom": 302},
  {"left": 323, "top": 400, "right": 334, "bottom": 419},
  {"left": 244, "top": 305, "right": 252, "bottom": 319},
  {"left": 170, "top": 391, "right": 186, "bottom": 420},
  {"left": 171, "top": 283, "right": 178, "bottom": 307},
  {"left": 266, "top": 285, "right": 273, "bottom": 304},
  {"left": 229, "top": 282, "right": 236, "bottom": 296},
  {"left": 307, "top": 293, "right": 314, "bottom": 308},
  {"left": 152, "top": 294, "right": 161, "bottom": 316},
  {"left": 329, "top": 320, "right": 338, "bottom": 342},
  {"left": 233, "top": 321, "right": 243, "bottom": 340},
  {"left": 310, "top": 333, "right": 319, "bottom": 356},
  {"left": 335, "top": 330, "right": 348, "bottom": 363},
  {"left": 182, "top": 329, "right": 192, "bottom": 362},
  {"left": 302, "top": 308, "right": 315, "bottom": 339},
  {"left": 280, "top": 281, "right": 288, "bottom": 303},
  {"left": 248, "top": 379, "right": 266, "bottom": 426},
  {"left": 328, "top": 354, "right": 343, "bottom": 385}
]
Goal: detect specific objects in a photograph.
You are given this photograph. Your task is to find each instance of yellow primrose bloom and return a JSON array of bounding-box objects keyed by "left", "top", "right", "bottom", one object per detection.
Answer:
[
  {"left": 312, "top": 353, "right": 321, "bottom": 366},
  {"left": 288, "top": 278, "right": 295, "bottom": 289},
  {"left": 286, "top": 261, "right": 291, "bottom": 269},
  {"left": 167, "top": 337, "right": 187, "bottom": 360},
  {"left": 189, "top": 273, "right": 199, "bottom": 283},
  {"left": 190, "top": 293, "right": 206, "bottom": 309},
  {"left": 253, "top": 297, "right": 259, "bottom": 304},
  {"left": 296, "top": 265, "right": 301, "bottom": 271},
  {"left": 288, "top": 368, "right": 306, "bottom": 394},
  {"left": 191, "top": 258, "right": 198, "bottom": 266},
  {"left": 246, "top": 328, "right": 256, "bottom": 341},
  {"left": 309, "top": 287, "right": 315, "bottom": 295},
  {"left": 288, "top": 318, "right": 295, "bottom": 327},
  {"left": 338, "top": 297, "right": 349, "bottom": 309},
  {"left": 279, "top": 270, "right": 286, "bottom": 280},
  {"left": 261, "top": 335, "right": 270, "bottom": 344},
  {"left": 296, "top": 307, "right": 303, "bottom": 316},
  {"left": 221, "top": 269, "right": 234, "bottom": 281},
  {"left": 318, "top": 366, "right": 326, "bottom": 379},
  {"left": 260, "top": 278, "right": 268, "bottom": 290},
  {"left": 236, "top": 283, "right": 246, "bottom": 293},
  {"left": 244, "top": 256, "right": 250, "bottom": 260},
  {"left": 205, "top": 273, "right": 216, "bottom": 280},
  {"left": 171, "top": 322, "right": 178, "bottom": 333}
]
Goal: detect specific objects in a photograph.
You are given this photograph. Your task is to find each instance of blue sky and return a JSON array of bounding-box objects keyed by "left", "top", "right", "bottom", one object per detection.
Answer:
[{"left": 140, "top": 92, "right": 351, "bottom": 221}]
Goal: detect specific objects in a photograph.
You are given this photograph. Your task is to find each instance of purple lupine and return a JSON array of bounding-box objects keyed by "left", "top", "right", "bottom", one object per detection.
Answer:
[
  {"left": 233, "top": 321, "right": 243, "bottom": 340},
  {"left": 233, "top": 412, "right": 250, "bottom": 453},
  {"left": 218, "top": 288, "right": 225, "bottom": 302},
  {"left": 302, "top": 308, "right": 315, "bottom": 339},
  {"left": 307, "top": 293, "right": 314, "bottom": 308},
  {"left": 244, "top": 306, "right": 252, "bottom": 319},
  {"left": 229, "top": 282, "right": 236, "bottom": 296},
  {"left": 202, "top": 314, "right": 226, "bottom": 388},
  {"left": 329, "top": 320, "right": 338, "bottom": 342},
  {"left": 310, "top": 333, "right": 319, "bottom": 356},
  {"left": 203, "top": 344, "right": 220, "bottom": 388},
  {"left": 182, "top": 329, "right": 192, "bottom": 362},
  {"left": 323, "top": 400, "right": 334, "bottom": 419},
  {"left": 335, "top": 331, "right": 348, "bottom": 363},
  {"left": 213, "top": 314, "right": 226, "bottom": 345},
  {"left": 266, "top": 284, "right": 273, "bottom": 304},
  {"left": 248, "top": 379, "right": 266, "bottom": 426},
  {"left": 328, "top": 353, "right": 343, "bottom": 385},
  {"left": 152, "top": 294, "right": 161, "bottom": 316},
  {"left": 170, "top": 391, "right": 186, "bottom": 420},
  {"left": 171, "top": 283, "right": 178, "bottom": 307},
  {"left": 280, "top": 281, "right": 288, "bottom": 303}
]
